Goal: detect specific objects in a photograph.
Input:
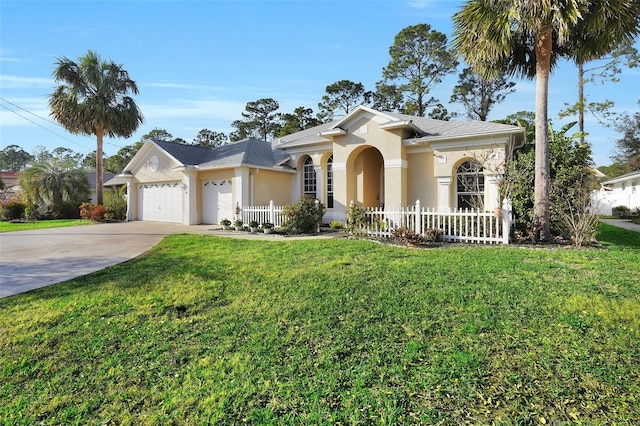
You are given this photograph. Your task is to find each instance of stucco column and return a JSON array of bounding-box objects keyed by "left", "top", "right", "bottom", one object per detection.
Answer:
[
  {"left": 118, "top": 174, "right": 138, "bottom": 222},
  {"left": 437, "top": 177, "right": 452, "bottom": 211},
  {"left": 332, "top": 161, "right": 347, "bottom": 220},
  {"left": 234, "top": 167, "right": 250, "bottom": 209},
  {"left": 384, "top": 159, "right": 407, "bottom": 209},
  {"left": 314, "top": 165, "right": 324, "bottom": 203},
  {"left": 182, "top": 168, "right": 198, "bottom": 225},
  {"left": 486, "top": 175, "right": 501, "bottom": 211}
]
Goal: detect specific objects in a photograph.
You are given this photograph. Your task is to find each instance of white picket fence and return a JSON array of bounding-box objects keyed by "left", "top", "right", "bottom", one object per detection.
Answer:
[
  {"left": 240, "top": 200, "right": 285, "bottom": 227},
  {"left": 239, "top": 199, "right": 513, "bottom": 244},
  {"left": 360, "top": 199, "right": 512, "bottom": 244}
]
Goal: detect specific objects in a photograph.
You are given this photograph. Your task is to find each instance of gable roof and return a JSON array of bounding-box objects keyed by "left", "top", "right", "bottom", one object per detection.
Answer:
[
  {"left": 128, "top": 137, "right": 292, "bottom": 171},
  {"left": 274, "top": 105, "right": 525, "bottom": 148},
  {"left": 602, "top": 170, "right": 640, "bottom": 185}
]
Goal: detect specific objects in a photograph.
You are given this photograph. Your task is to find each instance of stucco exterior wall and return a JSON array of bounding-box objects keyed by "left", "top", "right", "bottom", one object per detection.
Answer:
[
  {"left": 407, "top": 151, "right": 437, "bottom": 207},
  {"left": 133, "top": 147, "right": 184, "bottom": 182},
  {"left": 252, "top": 170, "right": 294, "bottom": 206}
]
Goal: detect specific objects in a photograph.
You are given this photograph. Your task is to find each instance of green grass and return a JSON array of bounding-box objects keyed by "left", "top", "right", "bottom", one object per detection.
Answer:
[
  {"left": 0, "top": 219, "right": 92, "bottom": 233},
  {"left": 1, "top": 224, "right": 639, "bottom": 424}
]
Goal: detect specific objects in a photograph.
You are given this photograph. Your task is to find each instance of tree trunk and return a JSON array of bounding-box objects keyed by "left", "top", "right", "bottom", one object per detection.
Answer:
[
  {"left": 578, "top": 61, "right": 585, "bottom": 145},
  {"left": 96, "top": 128, "right": 104, "bottom": 206},
  {"left": 533, "top": 31, "right": 552, "bottom": 242}
]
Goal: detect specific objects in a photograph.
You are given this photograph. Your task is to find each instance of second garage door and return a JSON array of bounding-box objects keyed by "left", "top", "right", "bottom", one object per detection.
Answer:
[
  {"left": 138, "top": 182, "right": 182, "bottom": 223},
  {"left": 202, "top": 179, "right": 233, "bottom": 224}
]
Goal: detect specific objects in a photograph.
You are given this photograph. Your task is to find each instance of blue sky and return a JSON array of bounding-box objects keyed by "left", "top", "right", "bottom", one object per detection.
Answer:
[{"left": 1, "top": 0, "right": 638, "bottom": 167}]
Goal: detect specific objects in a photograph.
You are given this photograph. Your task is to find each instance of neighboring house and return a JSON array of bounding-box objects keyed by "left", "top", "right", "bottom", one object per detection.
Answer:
[
  {"left": 593, "top": 170, "right": 640, "bottom": 216},
  {"left": 112, "top": 105, "right": 525, "bottom": 225},
  {"left": 0, "top": 171, "right": 20, "bottom": 201},
  {"left": 85, "top": 171, "right": 115, "bottom": 203}
]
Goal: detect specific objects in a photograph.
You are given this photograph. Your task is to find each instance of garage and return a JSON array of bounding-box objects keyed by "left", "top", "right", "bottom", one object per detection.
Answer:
[
  {"left": 202, "top": 179, "right": 233, "bottom": 224},
  {"left": 138, "top": 182, "right": 182, "bottom": 223}
]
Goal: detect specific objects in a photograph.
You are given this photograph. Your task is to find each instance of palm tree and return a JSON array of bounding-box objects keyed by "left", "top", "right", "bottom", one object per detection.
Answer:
[
  {"left": 19, "top": 160, "right": 90, "bottom": 217},
  {"left": 453, "top": 0, "right": 640, "bottom": 242},
  {"left": 49, "top": 50, "right": 143, "bottom": 205}
]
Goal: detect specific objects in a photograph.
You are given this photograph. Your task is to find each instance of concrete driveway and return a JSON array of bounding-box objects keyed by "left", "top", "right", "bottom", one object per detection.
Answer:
[{"left": 0, "top": 221, "right": 214, "bottom": 298}]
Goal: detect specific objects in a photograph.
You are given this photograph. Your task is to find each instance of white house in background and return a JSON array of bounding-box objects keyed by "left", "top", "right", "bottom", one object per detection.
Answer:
[
  {"left": 108, "top": 106, "right": 525, "bottom": 225},
  {"left": 593, "top": 170, "right": 640, "bottom": 215}
]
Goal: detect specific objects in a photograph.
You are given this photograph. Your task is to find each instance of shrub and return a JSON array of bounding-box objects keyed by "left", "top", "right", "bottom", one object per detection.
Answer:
[
  {"left": 281, "top": 196, "right": 325, "bottom": 234},
  {"left": 103, "top": 190, "right": 127, "bottom": 222},
  {"left": 345, "top": 203, "right": 368, "bottom": 234},
  {"left": 90, "top": 205, "right": 107, "bottom": 222},
  {"left": 2, "top": 199, "right": 27, "bottom": 221},
  {"left": 261, "top": 222, "right": 274, "bottom": 229},
  {"left": 423, "top": 227, "right": 444, "bottom": 242},
  {"left": 329, "top": 220, "right": 343, "bottom": 229},
  {"left": 80, "top": 202, "right": 94, "bottom": 220},
  {"left": 391, "top": 226, "right": 424, "bottom": 246},
  {"left": 503, "top": 122, "right": 599, "bottom": 243},
  {"left": 612, "top": 205, "right": 631, "bottom": 218}
]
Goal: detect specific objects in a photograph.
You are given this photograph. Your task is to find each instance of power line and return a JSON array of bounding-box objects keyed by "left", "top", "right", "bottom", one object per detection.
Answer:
[
  {"left": 0, "top": 102, "right": 93, "bottom": 151},
  {"left": 0, "top": 97, "right": 126, "bottom": 150}
]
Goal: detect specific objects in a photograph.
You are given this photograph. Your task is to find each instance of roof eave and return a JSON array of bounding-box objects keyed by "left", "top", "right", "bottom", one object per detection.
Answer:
[
  {"left": 318, "top": 128, "right": 347, "bottom": 137},
  {"left": 404, "top": 128, "right": 524, "bottom": 146}
]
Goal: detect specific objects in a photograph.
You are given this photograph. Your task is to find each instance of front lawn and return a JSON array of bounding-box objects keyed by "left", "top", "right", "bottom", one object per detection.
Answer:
[
  {"left": 0, "top": 219, "right": 92, "bottom": 233},
  {"left": 1, "top": 224, "right": 638, "bottom": 424}
]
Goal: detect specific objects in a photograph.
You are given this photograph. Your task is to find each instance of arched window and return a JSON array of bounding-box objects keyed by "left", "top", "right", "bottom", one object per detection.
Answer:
[
  {"left": 326, "top": 155, "right": 334, "bottom": 208},
  {"left": 456, "top": 160, "right": 484, "bottom": 209},
  {"left": 303, "top": 156, "right": 316, "bottom": 198}
]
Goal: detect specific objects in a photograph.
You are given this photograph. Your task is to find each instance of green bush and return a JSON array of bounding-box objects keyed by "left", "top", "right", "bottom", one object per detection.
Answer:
[
  {"left": 103, "top": 190, "right": 127, "bottom": 221},
  {"left": 1, "top": 199, "right": 27, "bottom": 221},
  {"left": 54, "top": 201, "right": 82, "bottom": 219},
  {"left": 345, "top": 203, "right": 368, "bottom": 234},
  {"left": 612, "top": 205, "right": 631, "bottom": 218},
  {"left": 502, "top": 122, "right": 599, "bottom": 243},
  {"left": 281, "top": 196, "right": 324, "bottom": 234},
  {"left": 329, "top": 220, "right": 343, "bottom": 229}
]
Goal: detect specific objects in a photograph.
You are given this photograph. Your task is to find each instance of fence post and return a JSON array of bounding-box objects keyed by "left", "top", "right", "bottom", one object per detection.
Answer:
[
  {"left": 502, "top": 198, "right": 512, "bottom": 244},
  {"left": 414, "top": 199, "right": 421, "bottom": 235},
  {"left": 269, "top": 200, "right": 275, "bottom": 225}
]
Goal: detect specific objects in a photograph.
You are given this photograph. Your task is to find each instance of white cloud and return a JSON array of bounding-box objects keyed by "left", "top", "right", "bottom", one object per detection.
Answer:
[
  {"left": 139, "top": 98, "right": 246, "bottom": 125},
  {"left": 0, "top": 74, "right": 52, "bottom": 89}
]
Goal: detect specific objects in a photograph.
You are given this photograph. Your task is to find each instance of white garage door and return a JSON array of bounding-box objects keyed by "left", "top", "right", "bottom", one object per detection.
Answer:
[
  {"left": 202, "top": 179, "right": 233, "bottom": 224},
  {"left": 138, "top": 182, "right": 182, "bottom": 223}
]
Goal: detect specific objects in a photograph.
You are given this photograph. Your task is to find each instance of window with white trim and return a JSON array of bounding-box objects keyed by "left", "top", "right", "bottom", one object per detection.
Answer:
[
  {"left": 326, "top": 155, "right": 334, "bottom": 208},
  {"left": 303, "top": 156, "right": 316, "bottom": 198},
  {"left": 456, "top": 160, "right": 485, "bottom": 210}
]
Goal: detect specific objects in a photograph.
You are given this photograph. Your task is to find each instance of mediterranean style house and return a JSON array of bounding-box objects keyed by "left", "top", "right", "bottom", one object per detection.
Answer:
[{"left": 109, "top": 106, "right": 525, "bottom": 225}]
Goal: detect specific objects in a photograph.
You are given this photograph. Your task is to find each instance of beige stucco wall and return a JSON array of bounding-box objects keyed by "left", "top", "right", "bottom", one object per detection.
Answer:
[
  {"left": 132, "top": 147, "right": 184, "bottom": 183},
  {"left": 252, "top": 170, "right": 294, "bottom": 206},
  {"left": 407, "top": 151, "right": 437, "bottom": 208}
]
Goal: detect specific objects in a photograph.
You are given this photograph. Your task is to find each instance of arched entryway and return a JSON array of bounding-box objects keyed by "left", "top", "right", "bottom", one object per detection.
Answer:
[{"left": 347, "top": 146, "right": 385, "bottom": 208}]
